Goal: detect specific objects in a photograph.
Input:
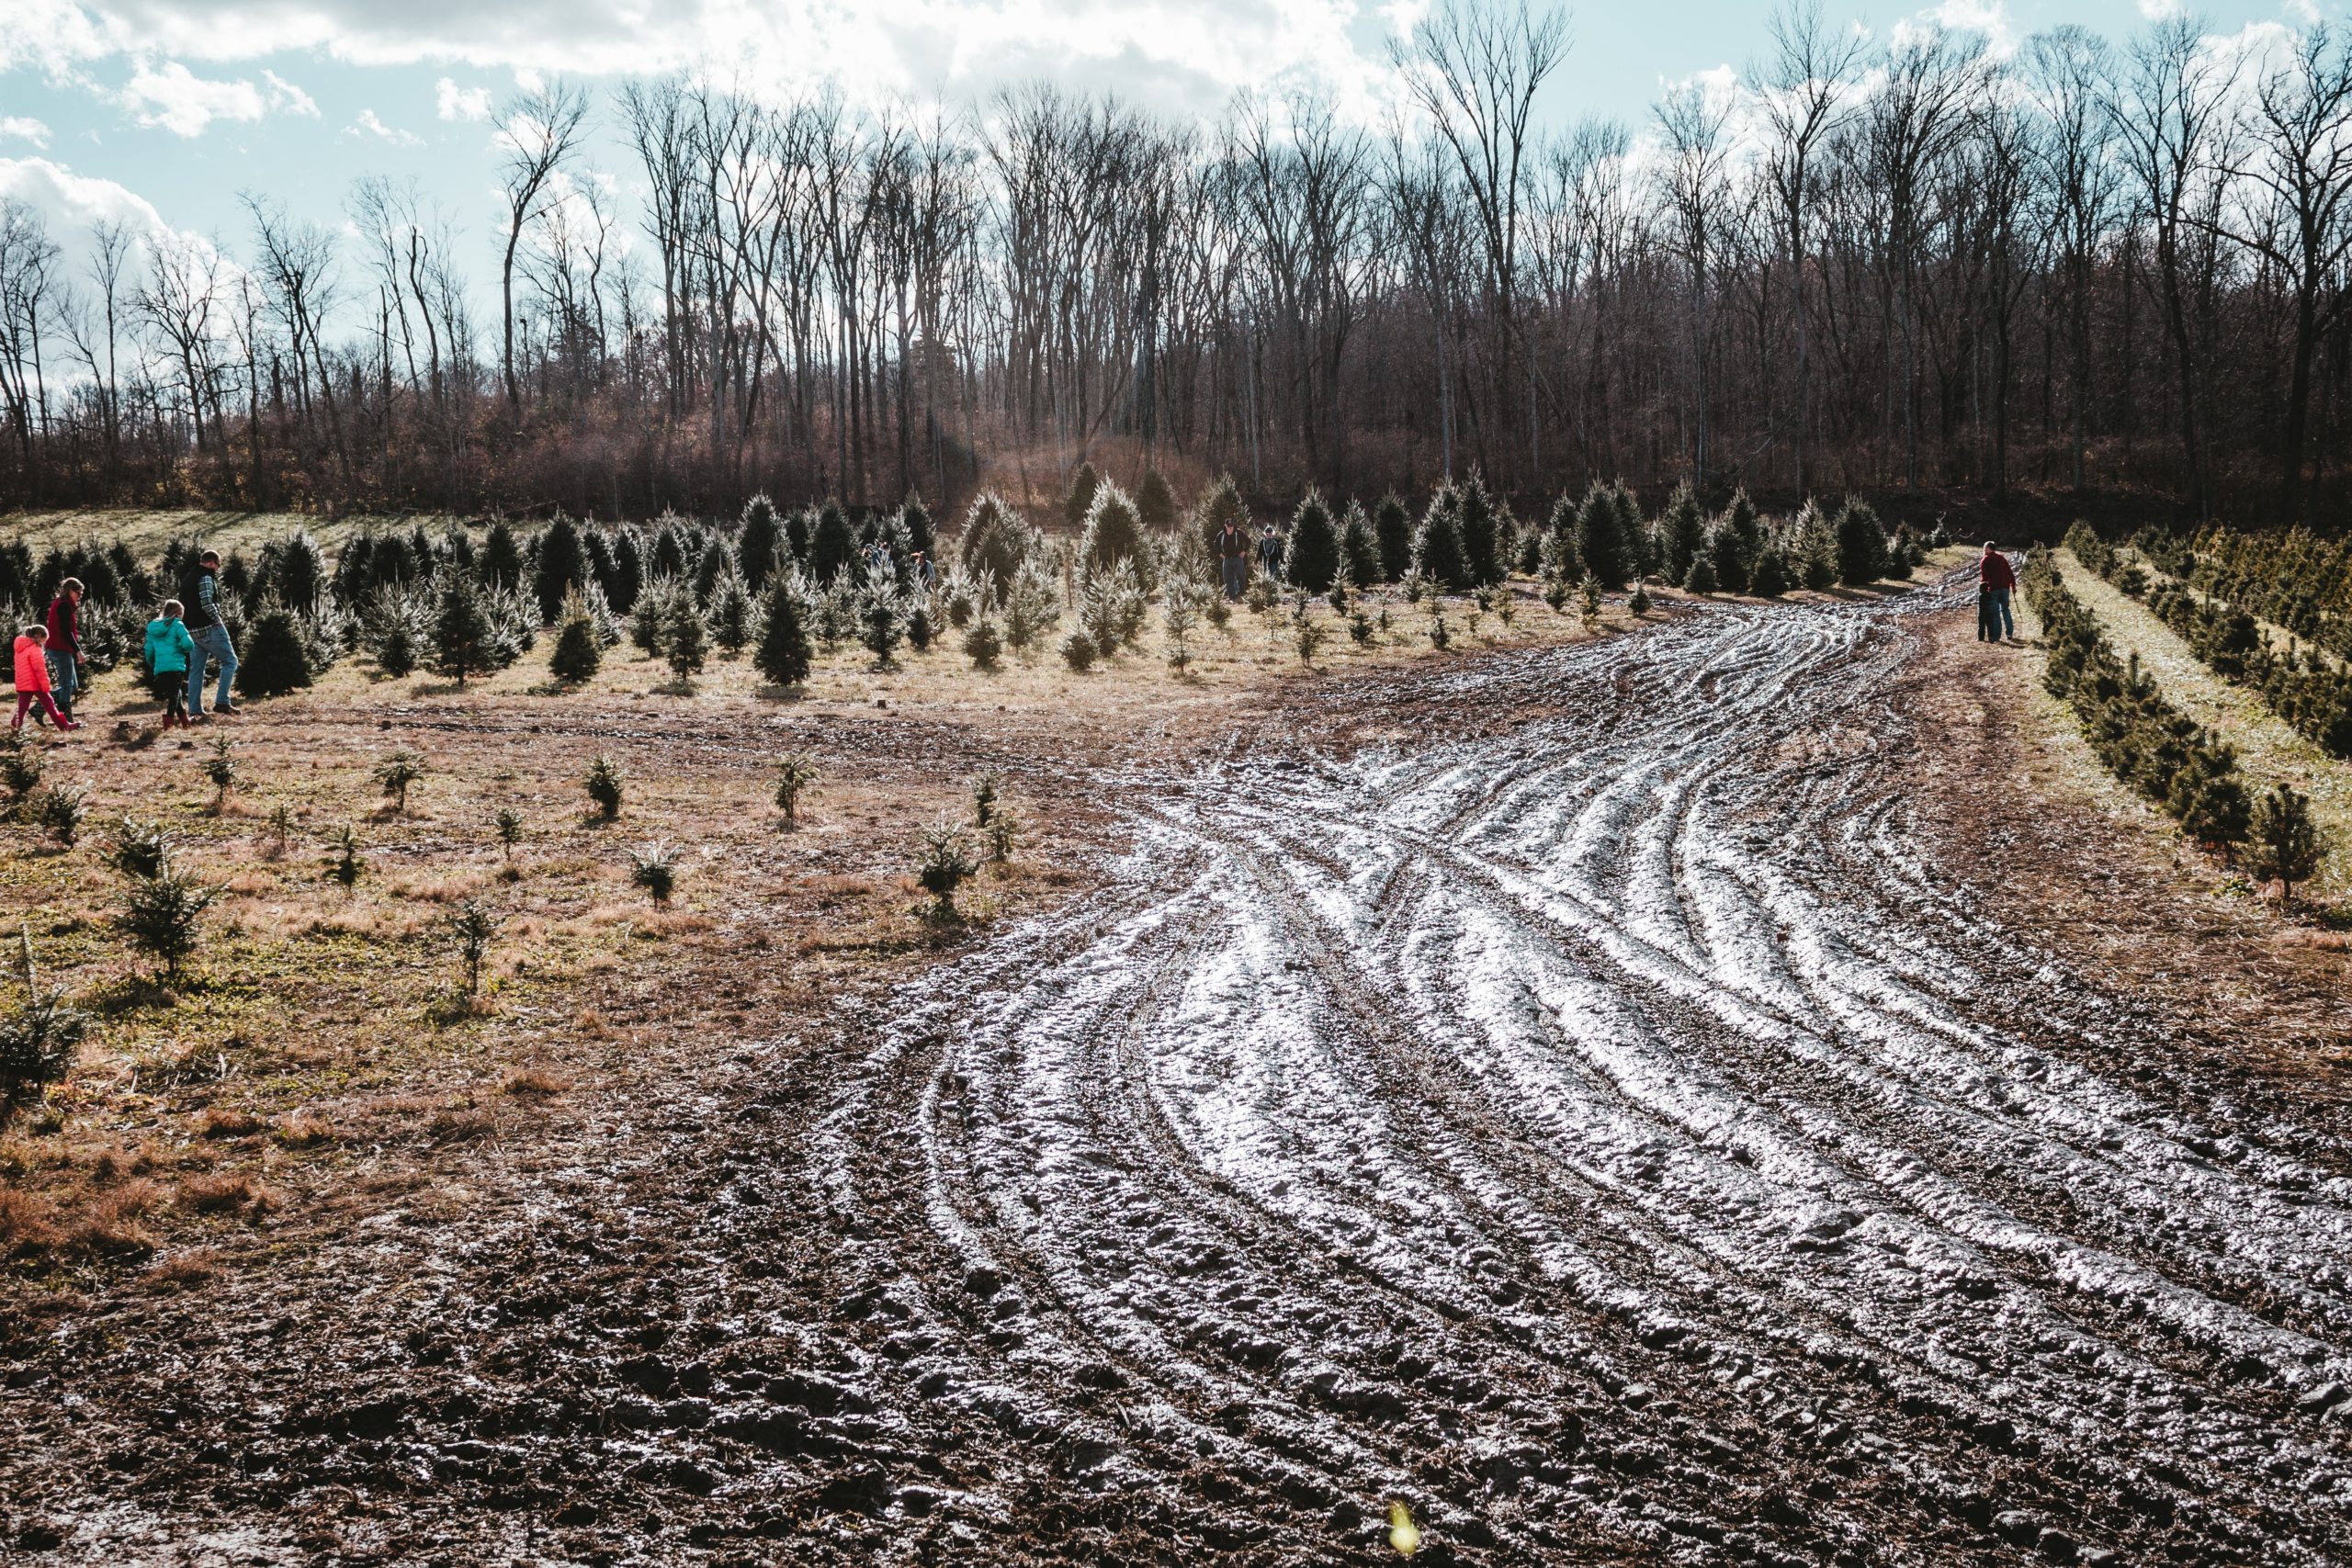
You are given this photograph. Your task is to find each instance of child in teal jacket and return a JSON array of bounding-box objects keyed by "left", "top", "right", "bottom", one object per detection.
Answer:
[{"left": 145, "top": 600, "right": 196, "bottom": 728}]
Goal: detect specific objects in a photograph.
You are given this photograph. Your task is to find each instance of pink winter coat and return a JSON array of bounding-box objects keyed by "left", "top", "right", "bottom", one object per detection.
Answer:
[{"left": 14, "top": 635, "right": 51, "bottom": 693}]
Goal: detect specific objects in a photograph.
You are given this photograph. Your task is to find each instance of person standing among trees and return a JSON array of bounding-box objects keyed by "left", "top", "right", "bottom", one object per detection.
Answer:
[
  {"left": 1258, "top": 521, "right": 1283, "bottom": 577},
  {"left": 180, "top": 549, "right": 239, "bottom": 718},
  {"left": 12, "top": 626, "right": 78, "bottom": 732},
  {"left": 1217, "top": 516, "right": 1250, "bottom": 600},
  {"left": 42, "top": 577, "right": 84, "bottom": 724},
  {"left": 143, "top": 599, "right": 196, "bottom": 728},
  {"left": 1977, "top": 542, "right": 2017, "bottom": 642}
]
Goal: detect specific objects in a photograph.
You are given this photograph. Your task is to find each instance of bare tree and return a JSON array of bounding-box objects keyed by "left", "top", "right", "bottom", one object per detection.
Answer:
[
  {"left": 495, "top": 79, "right": 592, "bottom": 416},
  {"left": 1760, "top": 0, "right": 1862, "bottom": 491}
]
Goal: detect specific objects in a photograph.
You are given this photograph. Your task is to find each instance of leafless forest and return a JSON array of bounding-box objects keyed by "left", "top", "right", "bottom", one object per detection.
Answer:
[{"left": 5, "top": 2, "right": 2352, "bottom": 525}]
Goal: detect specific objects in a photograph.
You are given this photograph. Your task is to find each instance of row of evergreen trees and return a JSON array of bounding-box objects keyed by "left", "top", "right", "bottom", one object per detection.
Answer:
[{"left": 2070, "top": 521, "right": 2352, "bottom": 761}]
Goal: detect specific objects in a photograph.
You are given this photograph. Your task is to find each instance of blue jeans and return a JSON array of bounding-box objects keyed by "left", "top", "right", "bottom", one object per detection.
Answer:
[
  {"left": 1222, "top": 557, "right": 1247, "bottom": 599},
  {"left": 191, "top": 624, "right": 237, "bottom": 711},
  {"left": 45, "top": 651, "right": 75, "bottom": 714}
]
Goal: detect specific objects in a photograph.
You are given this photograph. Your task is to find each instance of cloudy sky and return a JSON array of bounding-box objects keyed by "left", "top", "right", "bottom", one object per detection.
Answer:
[{"left": 0, "top": 0, "right": 2320, "bottom": 298}]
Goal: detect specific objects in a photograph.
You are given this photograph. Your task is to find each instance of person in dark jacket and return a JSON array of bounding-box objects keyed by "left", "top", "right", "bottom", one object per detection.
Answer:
[
  {"left": 1257, "top": 521, "right": 1283, "bottom": 576},
  {"left": 1217, "top": 520, "right": 1250, "bottom": 600},
  {"left": 180, "top": 550, "right": 240, "bottom": 718},
  {"left": 42, "top": 577, "right": 83, "bottom": 722},
  {"left": 1977, "top": 543, "right": 2017, "bottom": 643}
]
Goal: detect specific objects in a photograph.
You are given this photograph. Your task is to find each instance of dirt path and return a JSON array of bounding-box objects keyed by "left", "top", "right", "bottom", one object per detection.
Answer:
[{"left": 9, "top": 578, "right": 2352, "bottom": 1566}]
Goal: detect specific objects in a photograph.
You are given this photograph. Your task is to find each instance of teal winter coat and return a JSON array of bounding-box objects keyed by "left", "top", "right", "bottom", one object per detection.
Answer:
[{"left": 145, "top": 616, "right": 195, "bottom": 675}]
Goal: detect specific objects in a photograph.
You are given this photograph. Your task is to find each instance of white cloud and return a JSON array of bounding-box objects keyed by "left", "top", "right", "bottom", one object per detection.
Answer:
[
  {"left": 118, "top": 59, "right": 268, "bottom": 136},
  {"left": 2139, "top": 0, "right": 2185, "bottom": 19},
  {"left": 6, "top": 0, "right": 1399, "bottom": 125},
  {"left": 0, "top": 118, "right": 52, "bottom": 147},
  {"left": 348, "top": 107, "right": 422, "bottom": 145},
  {"left": 435, "top": 77, "right": 491, "bottom": 121},
  {"left": 1931, "top": 0, "right": 2017, "bottom": 61},
  {"left": 262, "top": 68, "right": 319, "bottom": 117}
]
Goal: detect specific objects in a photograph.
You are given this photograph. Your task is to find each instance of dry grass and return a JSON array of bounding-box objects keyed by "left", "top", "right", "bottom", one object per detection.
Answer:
[
  {"left": 199, "top": 1107, "right": 263, "bottom": 1140},
  {"left": 176, "top": 1172, "right": 280, "bottom": 1217},
  {"left": 498, "top": 1066, "right": 570, "bottom": 1097}
]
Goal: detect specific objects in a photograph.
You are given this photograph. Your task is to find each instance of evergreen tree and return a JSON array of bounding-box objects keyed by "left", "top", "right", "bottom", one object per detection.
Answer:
[
  {"left": 900, "top": 493, "right": 935, "bottom": 559},
  {"left": 1685, "top": 552, "right": 1719, "bottom": 593},
  {"left": 710, "top": 570, "right": 754, "bottom": 653},
  {"left": 1716, "top": 490, "right": 1761, "bottom": 592},
  {"left": 1750, "top": 549, "right": 1791, "bottom": 598},
  {"left": 1080, "top": 482, "right": 1148, "bottom": 576},
  {"left": 1612, "top": 486, "right": 1649, "bottom": 578},
  {"left": 1337, "top": 502, "right": 1383, "bottom": 588},
  {"left": 1193, "top": 472, "right": 1249, "bottom": 557},
  {"left": 861, "top": 571, "right": 905, "bottom": 667},
  {"left": 533, "top": 515, "right": 588, "bottom": 625},
  {"left": 481, "top": 520, "right": 526, "bottom": 591},
  {"left": 1413, "top": 492, "right": 1476, "bottom": 592},
  {"left": 236, "top": 599, "right": 314, "bottom": 697},
  {"left": 695, "top": 538, "right": 731, "bottom": 604},
  {"left": 1062, "top": 461, "right": 1102, "bottom": 532},
  {"left": 549, "top": 588, "right": 602, "bottom": 684},
  {"left": 1374, "top": 494, "right": 1413, "bottom": 583},
  {"left": 809, "top": 499, "right": 858, "bottom": 582},
  {"left": 1659, "top": 484, "right": 1707, "bottom": 585},
  {"left": 784, "top": 506, "right": 813, "bottom": 564},
  {"left": 2247, "top": 784, "right": 2324, "bottom": 903},
  {"left": 650, "top": 519, "right": 689, "bottom": 580},
  {"left": 958, "top": 493, "right": 1032, "bottom": 593},
  {"left": 754, "top": 576, "right": 814, "bottom": 688},
  {"left": 432, "top": 571, "right": 498, "bottom": 684},
  {"left": 271, "top": 529, "right": 327, "bottom": 609},
  {"left": 739, "top": 494, "right": 782, "bottom": 587},
  {"left": 604, "top": 528, "right": 643, "bottom": 614},
  {"left": 1576, "top": 484, "right": 1631, "bottom": 590},
  {"left": 1136, "top": 468, "right": 1179, "bottom": 531},
  {"left": 663, "top": 595, "right": 709, "bottom": 680},
  {"left": 1835, "top": 498, "right": 1887, "bottom": 586},
  {"left": 1283, "top": 491, "right": 1342, "bottom": 592},
  {"left": 1457, "top": 471, "right": 1505, "bottom": 584}
]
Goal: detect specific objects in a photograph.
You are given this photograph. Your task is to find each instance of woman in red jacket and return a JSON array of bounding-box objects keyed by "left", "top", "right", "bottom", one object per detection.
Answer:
[{"left": 1978, "top": 543, "right": 2017, "bottom": 642}]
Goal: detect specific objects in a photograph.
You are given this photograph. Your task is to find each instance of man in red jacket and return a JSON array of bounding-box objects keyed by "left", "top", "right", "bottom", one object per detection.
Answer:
[
  {"left": 1977, "top": 543, "right": 2016, "bottom": 642},
  {"left": 43, "top": 577, "right": 84, "bottom": 722}
]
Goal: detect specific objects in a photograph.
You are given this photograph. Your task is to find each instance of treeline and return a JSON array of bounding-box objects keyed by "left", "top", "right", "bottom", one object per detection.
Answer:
[{"left": 9, "top": 6, "right": 2352, "bottom": 522}]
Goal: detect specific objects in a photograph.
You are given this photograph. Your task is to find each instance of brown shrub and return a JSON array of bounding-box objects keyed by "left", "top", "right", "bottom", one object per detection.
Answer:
[
  {"left": 200, "top": 1107, "right": 264, "bottom": 1139},
  {"left": 0, "top": 1186, "right": 60, "bottom": 1255},
  {"left": 498, "top": 1066, "right": 570, "bottom": 1097},
  {"left": 273, "top": 1112, "right": 341, "bottom": 1148},
  {"left": 178, "top": 1171, "right": 281, "bottom": 1217}
]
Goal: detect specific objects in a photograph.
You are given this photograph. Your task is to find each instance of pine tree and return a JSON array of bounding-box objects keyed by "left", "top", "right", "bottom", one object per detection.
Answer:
[
  {"left": 1136, "top": 468, "right": 1179, "bottom": 531},
  {"left": 650, "top": 520, "right": 689, "bottom": 580},
  {"left": 1373, "top": 494, "right": 1412, "bottom": 583},
  {"left": 1283, "top": 491, "right": 1342, "bottom": 592},
  {"left": 532, "top": 515, "right": 588, "bottom": 625},
  {"left": 663, "top": 596, "right": 709, "bottom": 680},
  {"left": 1685, "top": 552, "right": 1719, "bottom": 593},
  {"left": 1456, "top": 471, "right": 1505, "bottom": 585},
  {"left": 1659, "top": 484, "right": 1707, "bottom": 585},
  {"left": 1614, "top": 486, "right": 1651, "bottom": 579},
  {"left": 1193, "top": 472, "right": 1249, "bottom": 558},
  {"left": 271, "top": 529, "right": 327, "bottom": 609},
  {"left": 236, "top": 599, "right": 314, "bottom": 697},
  {"left": 695, "top": 538, "right": 732, "bottom": 604},
  {"left": 1080, "top": 482, "right": 1148, "bottom": 576},
  {"left": 481, "top": 519, "right": 526, "bottom": 592},
  {"left": 1835, "top": 498, "right": 1887, "bottom": 586},
  {"left": 809, "top": 500, "right": 857, "bottom": 583},
  {"left": 2247, "top": 784, "right": 2324, "bottom": 904},
  {"left": 1716, "top": 490, "right": 1761, "bottom": 592},
  {"left": 861, "top": 571, "right": 904, "bottom": 668},
  {"left": 754, "top": 576, "right": 813, "bottom": 688},
  {"left": 958, "top": 493, "right": 1031, "bottom": 593},
  {"left": 1413, "top": 491, "right": 1476, "bottom": 592},
  {"left": 1062, "top": 461, "right": 1101, "bottom": 532},
  {"left": 1750, "top": 547, "right": 1791, "bottom": 598},
  {"left": 709, "top": 570, "right": 754, "bottom": 653},
  {"left": 900, "top": 493, "right": 935, "bottom": 559},
  {"left": 1337, "top": 502, "right": 1383, "bottom": 588},
  {"left": 1576, "top": 484, "right": 1631, "bottom": 590},
  {"left": 549, "top": 587, "right": 603, "bottom": 684},
  {"left": 432, "top": 571, "right": 497, "bottom": 684},
  {"left": 739, "top": 494, "right": 782, "bottom": 587}
]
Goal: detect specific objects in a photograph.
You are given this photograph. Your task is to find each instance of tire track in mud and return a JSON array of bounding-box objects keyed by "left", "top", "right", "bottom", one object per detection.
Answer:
[{"left": 818, "top": 582, "right": 2352, "bottom": 1564}]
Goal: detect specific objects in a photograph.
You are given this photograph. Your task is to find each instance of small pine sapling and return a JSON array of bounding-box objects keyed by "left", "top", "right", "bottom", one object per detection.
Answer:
[
  {"left": 326, "top": 826, "right": 365, "bottom": 889},
  {"left": 916, "top": 820, "right": 980, "bottom": 921},
  {"left": 548, "top": 587, "right": 603, "bottom": 684},
  {"left": 973, "top": 771, "right": 1002, "bottom": 828},
  {"left": 495, "top": 807, "right": 524, "bottom": 859},
  {"left": 663, "top": 596, "right": 710, "bottom": 681},
  {"left": 1295, "top": 618, "right": 1329, "bottom": 667},
  {"left": 29, "top": 783, "right": 86, "bottom": 849},
  {"left": 116, "top": 863, "right": 217, "bottom": 980},
  {"left": 1162, "top": 585, "right": 1200, "bottom": 671},
  {"left": 1429, "top": 610, "right": 1452, "bottom": 651},
  {"left": 584, "top": 755, "right": 624, "bottom": 821},
  {"left": 774, "top": 755, "right": 818, "bottom": 829},
  {"left": 0, "top": 930, "right": 87, "bottom": 1128},
  {"left": 104, "top": 817, "right": 171, "bottom": 880},
  {"left": 372, "top": 747, "right": 426, "bottom": 813},
  {"left": 629, "top": 840, "right": 679, "bottom": 905},
  {"left": 264, "top": 805, "right": 294, "bottom": 859},
  {"left": 1059, "top": 632, "right": 1097, "bottom": 671},
  {"left": 2247, "top": 784, "right": 2324, "bottom": 906},
  {"left": 0, "top": 730, "right": 41, "bottom": 812},
  {"left": 963, "top": 616, "right": 1003, "bottom": 670},
  {"left": 1578, "top": 572, "right": 1603, "bottom": 630},
  {"left": 1349, "top": 609, "right": 1374, "bottom": 646},
  {"left": 202, "top": 737, "right": 242, "bottom": 813},
  {"left": 1629, "top": 578, "right": 1653, "bottom": 616},
  {"left": 448, "top": 900, "right": 500, "bottom": 997}
]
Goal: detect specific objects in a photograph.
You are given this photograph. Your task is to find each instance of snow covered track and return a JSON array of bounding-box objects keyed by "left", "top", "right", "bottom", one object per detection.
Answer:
[{"left": 820, "top": 589, "right": 2352, "bottom": 1564}]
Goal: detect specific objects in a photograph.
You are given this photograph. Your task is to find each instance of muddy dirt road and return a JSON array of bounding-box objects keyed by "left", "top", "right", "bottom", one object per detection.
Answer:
[
  {"left": 820, "top": 581, "right": 2352, "bottom": 1565},
  {"left": 11, "top": 580, "right": 2352, "bottom": 1566}
]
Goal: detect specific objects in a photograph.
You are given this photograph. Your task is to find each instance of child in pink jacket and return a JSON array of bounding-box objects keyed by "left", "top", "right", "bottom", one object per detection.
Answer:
[{"left": 13, "top": 626, "right": 80, "bottom": 732}]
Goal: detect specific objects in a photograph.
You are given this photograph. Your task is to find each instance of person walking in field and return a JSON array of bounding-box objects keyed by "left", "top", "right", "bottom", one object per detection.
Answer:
[
  {"left": 1978, "top": 542, "right": 2017, "bottom": 643},
  {"left": 144, "top": 600, "right": 196, "bottom": 728},
  {"left": 1217, "top": 517, "right": 1250, "bottom": 600},
  {"left": 1257, "top": 521, "right": 1283, "bottom": 577},
  {"left": 43, "top": 576, "right": 85, "bottom": 724},
  {"left": 13, "top": 626, "right": 80, "bottom": 732},
  {"left": 179, "top": 549, "right": 239, "bottom": 718}
]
